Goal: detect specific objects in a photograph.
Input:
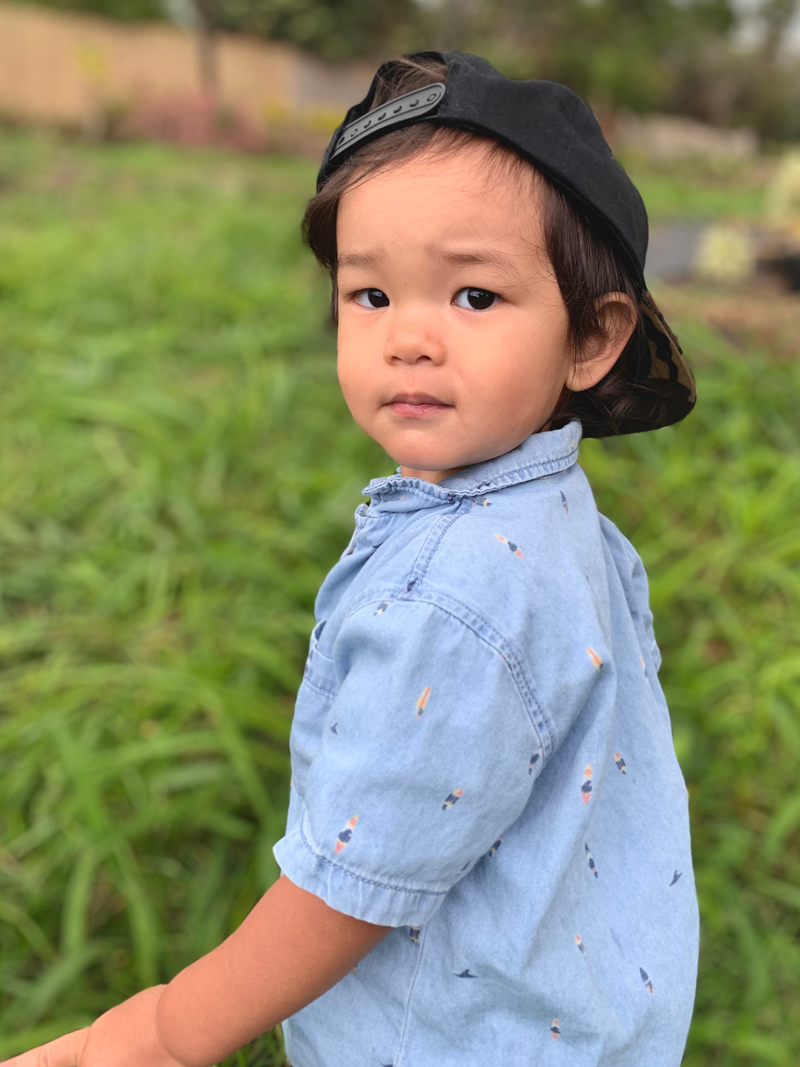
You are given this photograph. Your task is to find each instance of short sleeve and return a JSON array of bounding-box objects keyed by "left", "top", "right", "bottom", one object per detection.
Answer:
[
  {"left": 272, "top": 599, "right": 541, "bottom": 927},
  {"left": 599, "top": 513, "right": 662, "bottom": 673}
]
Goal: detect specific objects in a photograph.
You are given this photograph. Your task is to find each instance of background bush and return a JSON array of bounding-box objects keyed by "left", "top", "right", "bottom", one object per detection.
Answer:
[
  {"left": 14, "top": 0, "right": 800, "bottom": 140},
  {"left": 0, "top": 130, "right": 798, "bottom": 1065}
]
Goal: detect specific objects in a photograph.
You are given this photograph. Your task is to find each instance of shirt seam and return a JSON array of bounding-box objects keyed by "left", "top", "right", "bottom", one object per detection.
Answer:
[
  {"left": 296, "top": 818, "right": 449, "bottom": 898},
  {"left": 341, "top": 590, "right": 554, "bottom": 758},
  {"left": 406, "top": 511, "right": 464, "bottom": 591},
  {"left": 300, "top": 674, "right": 337, "bottom": 698},
  {"left": 363, "top": 427, "right": 580, "bottom": 501},
  {"left": 395, "top": 923, "right": 429, "bottom": 1067}
]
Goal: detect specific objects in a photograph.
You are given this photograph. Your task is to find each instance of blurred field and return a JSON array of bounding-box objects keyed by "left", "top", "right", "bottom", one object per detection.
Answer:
[{"left": 0, "top": 128, "right": 799, "bottom": 1066}]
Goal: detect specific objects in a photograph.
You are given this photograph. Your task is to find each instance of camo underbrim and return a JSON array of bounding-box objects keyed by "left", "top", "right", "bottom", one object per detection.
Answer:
[
  {"left": 639, "top": 291, "right": 696, "bottom": 407},
  {"left": 581, "top": 290, "right": 696, "bottom": 438}
]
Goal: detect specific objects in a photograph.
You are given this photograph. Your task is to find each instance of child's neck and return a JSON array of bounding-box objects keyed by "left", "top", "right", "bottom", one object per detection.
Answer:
[{"left": 399, "top": 464, "right": 464, "bottom": 484}]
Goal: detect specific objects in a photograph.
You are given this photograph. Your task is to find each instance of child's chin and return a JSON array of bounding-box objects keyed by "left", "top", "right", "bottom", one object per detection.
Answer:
[{"left": 392, "top": 449, "right": 459, "bottom": 474}]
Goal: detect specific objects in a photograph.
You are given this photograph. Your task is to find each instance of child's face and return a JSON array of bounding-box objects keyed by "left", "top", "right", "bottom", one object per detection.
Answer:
[{"left": 335, "top": 143, "right": 610, "bottom": 482}]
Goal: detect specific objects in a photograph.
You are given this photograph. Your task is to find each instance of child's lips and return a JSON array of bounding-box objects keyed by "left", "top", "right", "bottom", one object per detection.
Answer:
[{"left": 386, "top": 393, "right": 453, "bottom": 417}]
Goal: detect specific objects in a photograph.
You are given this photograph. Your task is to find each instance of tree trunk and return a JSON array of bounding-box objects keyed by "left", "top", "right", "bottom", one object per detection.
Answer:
[{"left": 194, "top": 0, "right": 219, "bottom": 97}]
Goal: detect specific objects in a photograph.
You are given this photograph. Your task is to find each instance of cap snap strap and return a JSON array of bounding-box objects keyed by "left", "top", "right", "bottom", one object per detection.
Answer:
[{"left": 331, "top": 82, "right": 446, "bottom": 158}]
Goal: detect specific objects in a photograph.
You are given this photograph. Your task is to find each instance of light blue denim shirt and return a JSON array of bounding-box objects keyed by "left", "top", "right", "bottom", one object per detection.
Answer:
[{"left": 273, "top": 419, "right": 699, "bottom": 1067}]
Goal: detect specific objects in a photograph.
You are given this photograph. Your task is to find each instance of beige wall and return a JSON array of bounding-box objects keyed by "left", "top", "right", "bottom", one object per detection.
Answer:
[{"left": 0, "top": 0, "right": 374, "bottom": 131}]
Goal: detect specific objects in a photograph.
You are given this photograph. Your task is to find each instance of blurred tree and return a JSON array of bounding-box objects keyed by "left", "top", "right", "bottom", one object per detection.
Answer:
[
  {"left": 19, "top": 0, "right": 162, "bottom": 17},
  {"left": 759, "top": 0, "right": 800, "bottom": 60},
  {"left": 163, "top": 0, "right": 429, "bottom": 91},
  {"left": 157, "top": 0, "right": 428, "bottom": 62},
  {"left": 15, "top": 0, "right": 800, "bottom": 137},
  {"left": 451, "top": 0, "right": 738, "bottom": 113}
]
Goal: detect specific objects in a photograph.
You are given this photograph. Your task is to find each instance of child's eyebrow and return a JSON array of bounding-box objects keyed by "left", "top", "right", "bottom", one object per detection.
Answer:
[
  {"left": 337, "top": 247, "right": 526, "bottom": 280},
  {"left": 436, "top": 248, "right": 526, "bottom": 281},
  {"left": 337, "top": 251, "right": 385, "bottom": 272}
]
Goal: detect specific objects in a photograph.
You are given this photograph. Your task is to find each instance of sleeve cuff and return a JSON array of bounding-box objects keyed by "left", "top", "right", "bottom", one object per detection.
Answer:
[{"left": 272, "top": 819, "right": 448, "bottom": 928}]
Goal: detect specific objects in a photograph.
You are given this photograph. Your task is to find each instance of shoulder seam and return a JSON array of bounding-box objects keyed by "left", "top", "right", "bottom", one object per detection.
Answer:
[
  {"left": 341, "top": 591, "right": 554, "bottom": 758},
  {"left": 404, "top": 510, "right": 467, "bottom": 593}
]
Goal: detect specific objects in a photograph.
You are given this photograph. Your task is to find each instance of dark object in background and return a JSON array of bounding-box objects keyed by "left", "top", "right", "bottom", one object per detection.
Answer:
[{"left": 757, "top": 250, "right": 800, "bottom": 292}]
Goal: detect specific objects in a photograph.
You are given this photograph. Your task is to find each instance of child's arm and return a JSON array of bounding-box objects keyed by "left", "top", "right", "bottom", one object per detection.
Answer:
[
  {"left": 155, "top": 873, "right": 393, "bottom": 1067},
  {"left": 0, "top": 876, "right": 389, "bottom": 1067}
]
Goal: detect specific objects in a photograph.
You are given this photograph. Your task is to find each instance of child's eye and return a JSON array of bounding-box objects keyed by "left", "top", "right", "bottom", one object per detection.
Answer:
[
  {"left": 354, "top": 289, "right": 390, "bottom": 309},
  {"left": 453, "top": 288, "right": 500, "bottom": 310}
]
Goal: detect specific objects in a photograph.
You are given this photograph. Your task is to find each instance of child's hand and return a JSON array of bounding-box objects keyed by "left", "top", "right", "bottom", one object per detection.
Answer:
[{"left": 0, "top": 985, "right": 194, "bottom": 1067}]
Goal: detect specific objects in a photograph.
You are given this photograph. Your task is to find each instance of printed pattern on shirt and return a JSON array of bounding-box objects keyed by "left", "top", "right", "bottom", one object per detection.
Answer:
[
  {"left": 335, "top": 814, "right": 358, "bottom": 854},
  {"left": 581, "top": 764, "right": 593, "bottom": 803},
  {"left": 587, "top": 646, "right": 603, "bottom": 670},
  {"left": 585, "top": 842, "right": 598, "bottom": 878},
  {"left": 488, "top": 835, "right": 503, "bottom": 856},
  {"left": 415, "top": 687, "right": 431, "bottom": 719},
  {"left": 284, "top": 431, "right": 695, "bottom": 1066},
  {"left": 495, "top": 533, "right": 524, "bottom": 559}
]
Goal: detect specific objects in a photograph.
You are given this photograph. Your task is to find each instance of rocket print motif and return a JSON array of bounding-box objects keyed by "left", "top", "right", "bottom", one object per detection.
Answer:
[
  {"left": 442, "top": 788, "right": 464, "bottom": 810},
  {"left": 415, "top": 687, "right": 431, "bottom": 719},
  {"left": 550, "top": 1019, "right": 561, "bottom": 1041},
  {"left": 471, "top": 497, "right": 492, "bottom": 507},
  {"left": 587, "top": 647, "right": 603, "bottom": 670},
  {"left": 495, "top": 534, "right": 524, "bottom": 559},
  {"left": 640, "top": 967, "right": 654, "bottom": 994},
  {"left": 614, "top": 752, "right": 627, "bottom": 774},
  {"left": 409, "top": 926, "right": 421, "bottom": 943},
  {"left": 335, "top": 814, "right": 358, "bottom": 854},
  {"left": 488, "top": 835, "right": 503, "bottom": 856},
  {"left": 575, "top": 934, "right": 587, "bottom": 959},
  {"left": 581, "top": 764, "right": 593, "bottom": 803},
  {"left": 585, "top": 842, "right": 598, "bottom": 878},
  {"left": 331, "top": 722, "right": 338, "bottom": 734},
  {"left": 639, "top": 654, "right": 648, "bottom": 679},
  {"left": 375, "top": 601, "right": 391, "bottom": 615},
  {"left": 669, "top": 870, "right": 682, "bottom": 886},
  {"left": 529, "top": 748, "right": 542, "bottom": 775},
  {"left": 455, "top": 969, "right": 478, "bottom": 978},
  {"left": 560, "top": 490, "right": 569, "bottom": 515}
]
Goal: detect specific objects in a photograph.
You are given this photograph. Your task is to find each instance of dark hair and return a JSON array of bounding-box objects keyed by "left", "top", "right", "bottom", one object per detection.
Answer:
[{"left": 302, "top": 55, "right": 648, "bottom": 436}]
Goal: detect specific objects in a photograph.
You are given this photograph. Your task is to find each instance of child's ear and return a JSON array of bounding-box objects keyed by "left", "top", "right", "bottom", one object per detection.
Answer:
[{"left": 564, "top": 293, "right": 637, "bottom": 393}]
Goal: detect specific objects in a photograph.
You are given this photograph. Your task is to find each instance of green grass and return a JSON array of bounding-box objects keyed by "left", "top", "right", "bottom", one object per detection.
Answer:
[
  {"left": 0, "top": 128, "right": 799, "bottom": 1066},
  {"left": 621, "top": 154, "right": 770, "bottom": 223}
]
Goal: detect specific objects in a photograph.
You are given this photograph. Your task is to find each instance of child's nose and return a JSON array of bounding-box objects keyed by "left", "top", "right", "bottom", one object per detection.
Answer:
[{"left": 383, "top": 308, "right": 446, "bottom": 365}]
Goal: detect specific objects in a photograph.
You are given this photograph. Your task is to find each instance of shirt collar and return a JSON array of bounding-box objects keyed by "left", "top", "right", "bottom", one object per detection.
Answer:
[{"left": 363, "top": 419, "right": 582, "bottom": 508}]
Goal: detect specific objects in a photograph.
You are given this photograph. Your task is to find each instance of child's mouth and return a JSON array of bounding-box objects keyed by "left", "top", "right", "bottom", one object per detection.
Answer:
[{"left": 387, "top": 393, "right": 452, "bottom": 417}]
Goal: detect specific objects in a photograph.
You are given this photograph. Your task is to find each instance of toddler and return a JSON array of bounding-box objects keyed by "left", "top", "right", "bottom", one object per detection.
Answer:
[{"left": 2, "top": 50, "right": 699, "bottom": 1067}]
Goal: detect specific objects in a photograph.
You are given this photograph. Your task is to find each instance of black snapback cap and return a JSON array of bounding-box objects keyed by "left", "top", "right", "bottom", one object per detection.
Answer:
[{"left": 318, "top": 51, "right": 696, "bottom": 438}]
